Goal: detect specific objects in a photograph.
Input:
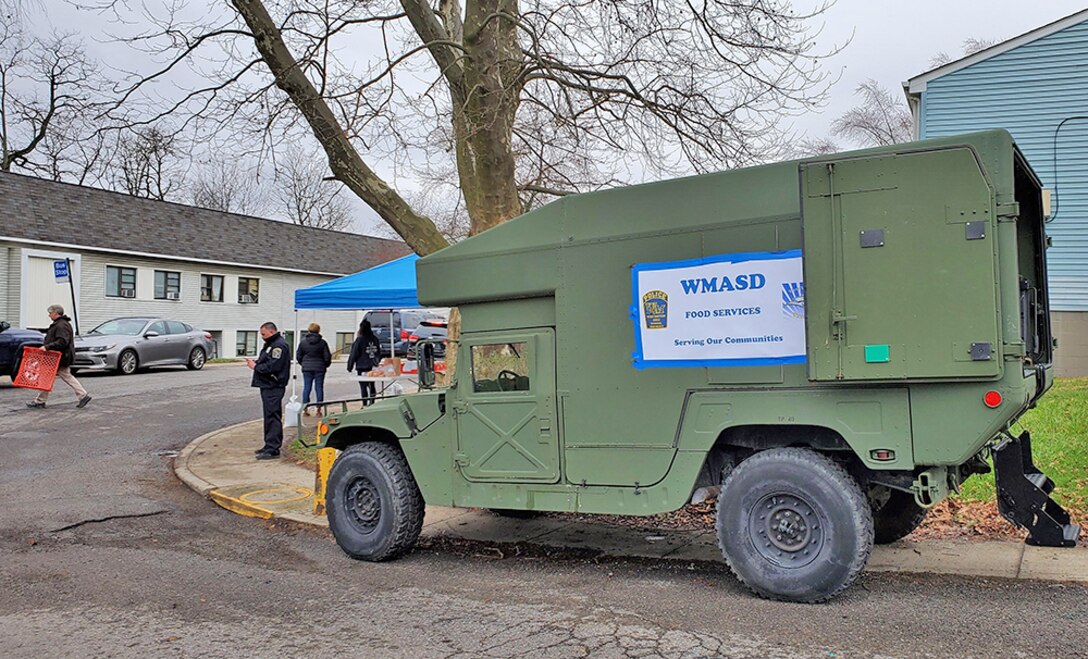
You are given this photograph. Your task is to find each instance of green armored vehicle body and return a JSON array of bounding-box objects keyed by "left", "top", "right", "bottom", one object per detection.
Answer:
[{"left": 319, "top": 130, "right": 1079, "bottom": 602}]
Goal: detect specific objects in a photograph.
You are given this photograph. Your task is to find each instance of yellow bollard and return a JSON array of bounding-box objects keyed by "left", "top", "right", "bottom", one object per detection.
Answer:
[{"left": 313, "top": 447, "right": 338, "bottom": 516}]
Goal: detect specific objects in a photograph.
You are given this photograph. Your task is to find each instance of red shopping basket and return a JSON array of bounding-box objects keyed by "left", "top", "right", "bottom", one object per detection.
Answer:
[{"left": 13, "top": 347, "right": 62, "bottom": 391}]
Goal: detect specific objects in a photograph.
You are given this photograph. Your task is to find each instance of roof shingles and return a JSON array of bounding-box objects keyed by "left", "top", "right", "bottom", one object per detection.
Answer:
[{"left": 0, "top": 171, "right": 409, "bottom": 275}]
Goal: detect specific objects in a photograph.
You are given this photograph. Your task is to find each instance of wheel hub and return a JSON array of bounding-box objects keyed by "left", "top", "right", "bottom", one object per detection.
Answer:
[
  {"left": 749, "top": 493, "right": 823, "bottom": 567},
  {"left": 346, "top": 477, "right": 381, "bottom": 532}
]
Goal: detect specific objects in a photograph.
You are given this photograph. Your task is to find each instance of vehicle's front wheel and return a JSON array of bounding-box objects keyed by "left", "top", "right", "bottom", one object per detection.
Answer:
[
  {"left": 871, "top": 487, "right": 929, "bottom": 544},
  {"left": 716, "top": 448, "right": 873, "bottom": 603},
  {"left": 187, "top": 347, "right": 206, "bottom": 370},
  {"left": 326, "top": 442, "right": 424, "bottom": 561},
  {"left": 117, "top": 349, "right": 138, "bottom": 375}
]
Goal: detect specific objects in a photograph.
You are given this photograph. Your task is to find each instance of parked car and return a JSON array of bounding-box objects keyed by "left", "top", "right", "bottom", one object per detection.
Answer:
[
  {"left": 362, "top": 310, "right": 435, "bottom": 357},
  {"left": 406, "top": 320, "right": 448, "bottom": 358},
  {"left": 0, "top": 321, "right": 44, "bottom": 381},
  {"left": 73, "top": 317, "right": 215, "bottom": 375}
]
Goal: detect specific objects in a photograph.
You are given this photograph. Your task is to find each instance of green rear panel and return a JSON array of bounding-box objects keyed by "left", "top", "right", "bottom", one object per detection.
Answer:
[{"left": 801, "top": 147, "right": 1001, "bottom": 381}]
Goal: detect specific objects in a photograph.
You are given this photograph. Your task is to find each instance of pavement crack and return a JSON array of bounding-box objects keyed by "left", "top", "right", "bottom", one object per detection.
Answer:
[{"left": 49, "top": 510, "right": 170, "bottom": 533}]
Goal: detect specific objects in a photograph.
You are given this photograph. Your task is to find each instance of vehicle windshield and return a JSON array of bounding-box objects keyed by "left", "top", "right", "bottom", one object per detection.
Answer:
[{"left": 89, "top": 319, "right": 148, "bottom": 336}]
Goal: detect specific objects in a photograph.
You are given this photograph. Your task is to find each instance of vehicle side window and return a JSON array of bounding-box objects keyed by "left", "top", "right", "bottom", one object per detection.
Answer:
[
  {"left": 167, "top": 321, "right": 188, "bottom": 335},
  {"left": 148, "top": 321, "right": 167, "bottom": 335},
  {"left": 471, "top": 342, "right": 530, "bottom": 393}
]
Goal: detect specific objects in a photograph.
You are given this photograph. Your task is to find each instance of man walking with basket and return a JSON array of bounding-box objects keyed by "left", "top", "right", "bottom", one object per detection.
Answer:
[{"left": 26, "top": 304, "right": 91, "bottom": 409}]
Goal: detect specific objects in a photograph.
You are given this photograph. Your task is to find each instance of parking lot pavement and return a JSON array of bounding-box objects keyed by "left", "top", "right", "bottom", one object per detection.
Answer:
[{"left": 2, "top": 364, "right": 1087, "bottom": 658}]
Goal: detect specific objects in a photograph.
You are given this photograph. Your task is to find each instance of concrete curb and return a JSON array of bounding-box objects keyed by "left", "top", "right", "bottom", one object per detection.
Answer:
[
  {"left": 173, "top": 419, "right": 250, "bottom": 497},
  {"left": 174, "top": 424, "right": 1088, "bottom": 585}
]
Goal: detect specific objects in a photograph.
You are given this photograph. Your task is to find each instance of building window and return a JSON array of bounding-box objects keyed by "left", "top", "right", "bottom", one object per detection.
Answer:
[
  {"left": 154, "top": 270, "right": 181, "bottom": 300},
  {"left": 336, "top": 332, "right": 354, "bottom": 355},
  {"left": 236, "top": 331, "right": 258, "bottom": 357},
  {"left": 238, "top": 277, "right": 260, "bottom": 304},
  {"left": 106, "top": 266, "right": 137, "bottom": 298},
  {"left": 201, "top": 274, "right": 224, "bottom": 302}
]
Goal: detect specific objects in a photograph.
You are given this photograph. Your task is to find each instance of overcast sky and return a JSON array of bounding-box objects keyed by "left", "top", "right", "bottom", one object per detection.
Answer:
[
  {"left": 789, "top": 0, "right": 1087, "bottom": 138},
  {"left": 37, "top": 1, "right": 1088, "bottom": 233}
]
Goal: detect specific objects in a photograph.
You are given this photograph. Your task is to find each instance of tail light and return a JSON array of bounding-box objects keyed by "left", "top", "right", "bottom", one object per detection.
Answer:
[
  {"left": 203, "top": 332, "right": 212, "bottom": 339},
  {"left": 399, "top": 329, "right": 409, "bottom": 340},
  {"left": 409, "top": 334, "right": 419, "bottom": 342}
]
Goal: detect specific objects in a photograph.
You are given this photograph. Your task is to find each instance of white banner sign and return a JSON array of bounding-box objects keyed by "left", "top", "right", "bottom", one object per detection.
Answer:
[{"left": 631, "top": 250, "right": 806, "bottom": 369}]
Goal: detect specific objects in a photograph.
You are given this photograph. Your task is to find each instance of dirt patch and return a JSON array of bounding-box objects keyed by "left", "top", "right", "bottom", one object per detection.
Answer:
[{"left": 539, "top": 498, "right": 1087, "bottom": 548}]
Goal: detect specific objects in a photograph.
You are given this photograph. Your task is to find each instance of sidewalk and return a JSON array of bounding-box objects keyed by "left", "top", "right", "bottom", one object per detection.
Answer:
[{"left": 175, "top": 420, "right": 1088, "bottom": 584}]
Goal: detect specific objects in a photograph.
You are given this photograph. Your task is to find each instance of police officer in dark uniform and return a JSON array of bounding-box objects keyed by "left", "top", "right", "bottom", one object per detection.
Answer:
[{"left": 246, "top": 321, "right": 291, "bottom": 460}]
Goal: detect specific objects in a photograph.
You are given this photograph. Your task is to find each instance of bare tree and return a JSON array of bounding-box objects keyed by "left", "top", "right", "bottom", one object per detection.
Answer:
[
  {"left": 191, "top": 157, "right": 267, "bottom": 215},
  {"left": 96, "top": 0, "right": 838, "bottom": 254},
  {"left": 930, "top": 37, "right": 998, "bottom": 69},
  {"left": 829, "top": 79, "right": 913, "bottom": 148},
  {"left": 109, "top": 125, "right": 184, "bottom": 200},
  {"left": 274, "top": 150, "right": 352, "bottom": 231},
  {"left": 0, "top": 14, "right": 100, "bottom": 173}
]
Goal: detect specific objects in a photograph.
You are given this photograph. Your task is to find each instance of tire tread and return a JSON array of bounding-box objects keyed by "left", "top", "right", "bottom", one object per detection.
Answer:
[{"left": 715, "top": 447, "right": 873, "bottom": 603}]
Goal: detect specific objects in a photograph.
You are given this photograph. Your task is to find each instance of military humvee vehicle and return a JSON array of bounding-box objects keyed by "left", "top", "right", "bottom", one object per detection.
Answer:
[{"left": 318, "top": 130, "right": 1079, "bottom": 602}]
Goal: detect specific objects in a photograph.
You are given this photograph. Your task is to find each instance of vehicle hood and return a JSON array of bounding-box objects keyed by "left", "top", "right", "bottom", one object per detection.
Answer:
[
  {"left": 0, "top": 327, "right": 43, "bottom": 342},
  {"left": 75, "top": 334, "right": 132, "bottom": 347}
]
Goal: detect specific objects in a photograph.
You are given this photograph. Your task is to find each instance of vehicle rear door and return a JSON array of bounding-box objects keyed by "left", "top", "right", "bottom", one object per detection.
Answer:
[
  {"left": 801, "top": 147, "right": 1001, "bottom": 381},
  {"left": 453, "top": 329, "right": 559, "bottom": 483}
]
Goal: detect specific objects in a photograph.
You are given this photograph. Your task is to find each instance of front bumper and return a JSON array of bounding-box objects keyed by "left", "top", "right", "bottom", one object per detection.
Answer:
[{"left": 72, "top": 351, "right": 119, "bottom": 370}]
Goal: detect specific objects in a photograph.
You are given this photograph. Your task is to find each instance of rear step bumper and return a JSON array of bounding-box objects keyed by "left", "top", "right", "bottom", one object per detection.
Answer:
[{"left": 993, "top": 431, "right": 1081, "bottom": 547}]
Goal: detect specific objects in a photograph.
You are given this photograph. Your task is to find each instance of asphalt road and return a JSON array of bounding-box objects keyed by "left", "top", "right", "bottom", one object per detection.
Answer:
[{"left": 1, "top": 365, "right": 1085, "bottom": 658}]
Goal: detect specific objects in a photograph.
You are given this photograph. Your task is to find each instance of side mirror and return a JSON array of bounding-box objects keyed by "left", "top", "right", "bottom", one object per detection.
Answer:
[
  {"left": 144, "top": 331, "right": 160, "bottom": 339},
  {"left": 418, "top": 341, "right": 436, "bottom": 389},
  {"left": 0, "top": 321, "right": 9, "bottom": 332}
]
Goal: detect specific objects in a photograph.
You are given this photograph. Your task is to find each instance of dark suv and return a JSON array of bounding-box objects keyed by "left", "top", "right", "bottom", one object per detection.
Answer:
[
  {"left": 362, "top": 310, "right": 431, "bottom": 357},
  {"left": 0, "top": 321, "right": 44, "bottom": 380}
]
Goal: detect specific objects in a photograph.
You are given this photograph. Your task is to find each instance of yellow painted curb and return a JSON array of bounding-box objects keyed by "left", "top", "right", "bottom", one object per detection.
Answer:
[
  {"left": 208, "top": 482, "right": 315, "bottom": 520},
  {"left": 209, "top": 489, "right": 275, "bottom": 520}
]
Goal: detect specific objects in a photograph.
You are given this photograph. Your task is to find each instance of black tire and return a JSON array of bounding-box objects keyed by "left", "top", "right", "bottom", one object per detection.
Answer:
[
  {"left": 715, "top": 448, "right": 873, "bottom": 603},
  {"left": 871, "top": 487, "right": 929, "bottom": 544},
  {"left": 117, "top": 349, "right": 138, "bottom": 375},
  {"left": 326, "top": 442, "right": 424, "bottom": 561},
  {"left": 488, "top": 508, "right": 542, "bottom": 519},
  {"left": 187, "top": 347, "right": 206, "bottom": 371}
]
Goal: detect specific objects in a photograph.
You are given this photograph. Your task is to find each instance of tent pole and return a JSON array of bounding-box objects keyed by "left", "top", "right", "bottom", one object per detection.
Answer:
[
  {"left": 292, "top": 309, "right": 299, "bottom": 397},
  {"left": 389, "top": 309, "right": 394, "bottom": 360}
]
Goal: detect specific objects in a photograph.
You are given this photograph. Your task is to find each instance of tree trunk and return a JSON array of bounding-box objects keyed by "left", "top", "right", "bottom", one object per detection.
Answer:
[{"left": 454, "top": 0, "right": 524, "bottom": 236}]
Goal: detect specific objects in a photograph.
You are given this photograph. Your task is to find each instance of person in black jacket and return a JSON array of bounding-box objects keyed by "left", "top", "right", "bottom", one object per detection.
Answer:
[
  {"left": 346, "top": 320, "right": 382, "bottom": 405},
  {"left": 296, "top": 322, "right": 332, "bottom": 415},
  {"left": 27, "top": 304, "right": 91, "bottom": 409},
  {"left": 247, "top": 321, "right": 291, "bottom": 460}
]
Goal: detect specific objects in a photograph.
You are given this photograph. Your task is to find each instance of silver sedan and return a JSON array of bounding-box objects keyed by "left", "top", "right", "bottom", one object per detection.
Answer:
[{"left": 73, "top": 317, "right": 215, "bottom": 375}]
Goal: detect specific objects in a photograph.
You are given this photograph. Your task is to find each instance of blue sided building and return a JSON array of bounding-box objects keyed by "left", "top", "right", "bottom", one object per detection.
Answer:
[{"left": 905, "top": 9, "right": 1088, "bottom": 376}]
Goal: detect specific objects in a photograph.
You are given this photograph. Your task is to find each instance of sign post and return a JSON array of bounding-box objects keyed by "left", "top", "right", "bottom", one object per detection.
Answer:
[{"left": 53, "top": 259, "right": 79, "bottom": 335}]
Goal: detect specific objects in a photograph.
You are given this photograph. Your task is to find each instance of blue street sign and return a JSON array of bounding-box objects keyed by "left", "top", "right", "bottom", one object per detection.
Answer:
[{"left": 54, "top": 259, "right": 70, "bottom": 283}]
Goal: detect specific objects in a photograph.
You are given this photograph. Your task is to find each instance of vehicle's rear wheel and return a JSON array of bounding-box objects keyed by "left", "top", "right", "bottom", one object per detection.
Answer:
[
  {"left": 715, "top": 447, "right": 874, "bottom": 603},
  {"left": 117, "top": 349, "right": 138, "bottom": 375},
  {"left": 870, "top": 487, "right": 929, "bottom": 544},
  {"left": 326, "top": 442, "right": 424, "bottom": 561},
  {"left": 187, "top": 347, "right": 206, "bottom": 370}
]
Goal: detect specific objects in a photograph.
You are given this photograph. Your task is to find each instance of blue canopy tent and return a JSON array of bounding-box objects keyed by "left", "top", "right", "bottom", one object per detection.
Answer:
[
  {"left": 292, "top": 254, "right": 421, "bottom": 385},
  {"left": 294, "top": 253, "right": 420, "bottom": 310}
]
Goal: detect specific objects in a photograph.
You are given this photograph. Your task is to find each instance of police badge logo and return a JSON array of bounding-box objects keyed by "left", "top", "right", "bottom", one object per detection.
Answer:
[
  {"left": 272, "top": 347, "right": 283, "bottom": 359},
  {"left": 642, "top": 290, "right": 668, "bottom": 329}
]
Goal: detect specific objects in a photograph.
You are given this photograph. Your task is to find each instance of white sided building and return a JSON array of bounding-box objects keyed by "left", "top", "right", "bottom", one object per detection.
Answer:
[{"left": 0, "top": 171, "right": 409, "bottom": 359}]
